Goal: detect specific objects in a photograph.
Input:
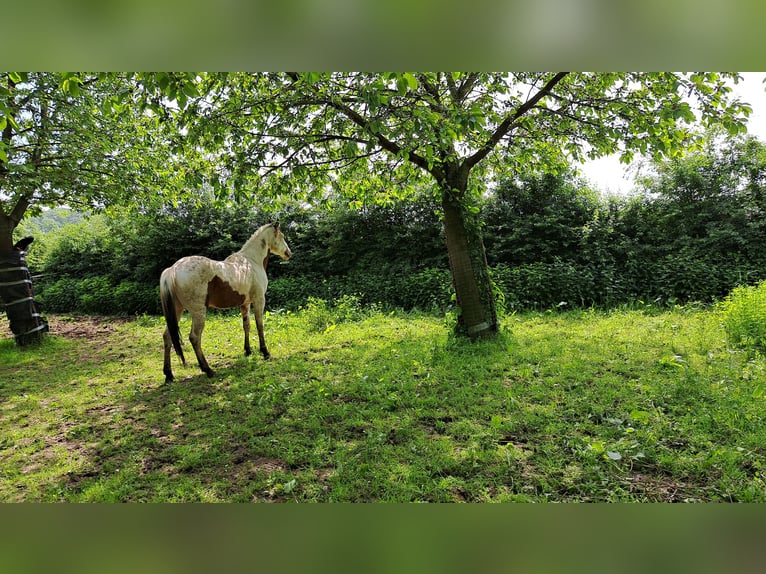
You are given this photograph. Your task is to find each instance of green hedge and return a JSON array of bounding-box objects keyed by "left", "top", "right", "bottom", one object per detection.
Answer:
[
  {"left": 32, "top": 259, "right": 766, "bottom": 317},
  {"left": 37, "top": 278, "right": 160, "bottom": 315},
  {"left": 266, "top": 268, "right": 454, "bottom": 312}
]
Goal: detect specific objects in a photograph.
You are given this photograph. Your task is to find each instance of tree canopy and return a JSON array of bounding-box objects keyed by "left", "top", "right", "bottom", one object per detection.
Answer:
[
  {"left": 0, "top": 72, "right": 197, "bottom": 251},
  {"left": 164, "top": 73, "right": 751, "bottom": 200}
]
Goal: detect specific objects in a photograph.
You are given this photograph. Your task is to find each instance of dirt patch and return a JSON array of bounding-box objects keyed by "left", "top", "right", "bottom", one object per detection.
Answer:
[
  {"left": 1, "top": 314, "right": 133, "bottom": 344},
  {"left": 250, "top": 457, "right": 289, "bottom": 474},
  {"left": 48, "top": 315, "right": 132, "bottom": 342}
]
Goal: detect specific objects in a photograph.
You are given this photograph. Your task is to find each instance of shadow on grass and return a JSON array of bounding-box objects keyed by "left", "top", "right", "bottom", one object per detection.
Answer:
[{"left": 54, "top": 321, "right": 520, "bottom": 502}]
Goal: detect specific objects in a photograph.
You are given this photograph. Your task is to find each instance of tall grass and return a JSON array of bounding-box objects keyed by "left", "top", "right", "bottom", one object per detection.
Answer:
[{"left": 719, "top": 280, "right": 766, "bottom": 351}]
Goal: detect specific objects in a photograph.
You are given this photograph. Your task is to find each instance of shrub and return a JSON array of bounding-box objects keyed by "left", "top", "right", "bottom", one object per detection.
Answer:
[
  {"left": 78, "top": 276, "right": 115, "bottom": 314},
  {"left": 300, "top": 297, "right": 335, "bottom": 332},
  {"left": 112, "top": 281, "right": 161, "bottom": 315},
  {"left": 37, "top": 277, "right": 161, "bottom": 315},
  {"left": 267, "top": 268, "right": 454, "bottom": 313},
  {"left": 719, "top": 281, "right": 766, "bottom": 351},
  {"left": 36, "top": 278, "right": 81, "bottom": 312}
]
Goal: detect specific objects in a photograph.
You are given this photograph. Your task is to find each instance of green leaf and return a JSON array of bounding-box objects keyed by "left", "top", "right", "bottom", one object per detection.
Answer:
[
  {"left": 396, "top": 76, "right": 408, "bottom": 96},
  {"left": 343, "top": 139, "right": 358, "bottom": 159},
  {"left": 403, "top": 73, "right": 418, "bottom": 90},
  {"left": 61, "top": 77, "right": 81, "bottom": 97},
  {"left": 629, "top": 410, "right": 652, "bottom": 425}
]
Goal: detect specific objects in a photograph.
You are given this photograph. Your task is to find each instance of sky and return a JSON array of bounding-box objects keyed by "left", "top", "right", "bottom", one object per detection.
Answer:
[{"left": 578, "top": 72, "right": 766, "bottom": 196}]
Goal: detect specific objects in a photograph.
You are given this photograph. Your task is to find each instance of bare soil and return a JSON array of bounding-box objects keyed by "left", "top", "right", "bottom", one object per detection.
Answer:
[{"left": 1, "top": 314, "right": 131, "bottom": 344}]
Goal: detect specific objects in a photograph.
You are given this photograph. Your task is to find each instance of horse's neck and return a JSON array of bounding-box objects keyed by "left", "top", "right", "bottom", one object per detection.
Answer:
[{"left": 237, "top": 229, "right": 269, "bottom": 265}]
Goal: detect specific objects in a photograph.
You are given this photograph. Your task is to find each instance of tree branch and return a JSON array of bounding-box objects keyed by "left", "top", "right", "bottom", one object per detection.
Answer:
[
  {"left": 463, "top": 72, "right": 569, "bottom": 171},
  {"left": 455, "top": 73, "right": 481, "bottom": 103},
  {"left": 9, "top": 194, "right": 31, "bottom": 225},
  {"left": 313, "top": 92, "right": 442, "bottom": 181}
]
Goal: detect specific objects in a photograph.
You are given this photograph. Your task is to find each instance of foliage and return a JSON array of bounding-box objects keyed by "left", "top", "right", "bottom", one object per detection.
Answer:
[
  {"left": 0, "top": 73, "right": 198, "bottom": 252},
  {"left": 719, "top": 281, "right": 766, "bottom": 351},
  {"left": 2, "top": 308, "right": 765, "bottom": 502},
  {"left": 267, "top": 268, "right": 454, "bottom": 313},
  {"left": 483, "top": 170, "right": 599, "bottom": 266},
  {"left": 299, "top": 295, "right": 379, "bottom": 333},
  {"left": 164, "top": 73, "right": 751, "bottom": 202},
  {"left": 21, "top": 131, "right": 766, "bottom": 316},
  {"left": 33, "top": 215, "right": 117, "bottom": 279},
  {"left": 37, "top": 278, "right": 160, "bottom": 315},
  {"left": 2, "top": 73, "right": 755, "bottom": 340}
]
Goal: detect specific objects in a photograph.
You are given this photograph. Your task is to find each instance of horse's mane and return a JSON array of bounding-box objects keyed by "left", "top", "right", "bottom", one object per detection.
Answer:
[{"left": 240, "top": 223, "right": 273, "bottom": 250}]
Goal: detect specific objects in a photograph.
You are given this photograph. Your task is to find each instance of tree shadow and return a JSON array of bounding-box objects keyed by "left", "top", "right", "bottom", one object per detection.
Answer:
[{"left": 38, "top": 317, "right": 516, "bottom": 502}]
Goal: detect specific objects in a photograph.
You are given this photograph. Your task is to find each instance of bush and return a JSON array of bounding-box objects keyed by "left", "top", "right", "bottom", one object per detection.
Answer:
[
  {"left": 267, "top": 268, "right": 454, "bottom": 312},
  {"left": 78, "top": 276, "right": 115, "bottom": 314},
  {"left": 492, "top": 261, "right": 595, "bottom": 310},
  {"left": 719, "top": 281, "right": 766, "bottom": 351},
  {"left": 300, "top": 297, "right": 335, "bottom": 332},
  {"left": 112, "top": 282, "right": 161, "bottom": 315},
  {"left": 37, "top": 277, "right": 161, "bottom": 315},
  {"left": 36, "top": 278, "right": 81, "bottom": 312}
]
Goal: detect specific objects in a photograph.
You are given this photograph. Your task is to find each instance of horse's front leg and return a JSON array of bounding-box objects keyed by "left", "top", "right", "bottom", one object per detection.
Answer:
[
  {"left": 189, "top": 309, "right": 215, "bottom": 377},
  {"left": 253, "top": 294, "right": 270, "bottom": 359},
  {"left": 241, "top": 303, "right": 252, "bottom": 356}
]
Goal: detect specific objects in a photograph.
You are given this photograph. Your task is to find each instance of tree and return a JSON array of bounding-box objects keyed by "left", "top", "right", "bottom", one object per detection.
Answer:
[
  {"left": 163, "top": 72, "right": 752, "bottom": 338},
  {"left": 638, "top": 130, "right": 766, "bottom": 285},
  {"left": 0, "top": 73, "right": 180, "bottom": 249},
  {"left": 1, "top": 73, "right": 751, "bottom": 339},
  {"left": 0, "top": 72, "right": 194, "bottom": 343}
]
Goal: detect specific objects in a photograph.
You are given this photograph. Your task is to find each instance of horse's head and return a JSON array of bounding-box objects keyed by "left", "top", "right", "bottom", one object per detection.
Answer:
[{"left": 268, "top": 221, "right": 292, "bottom": 260}]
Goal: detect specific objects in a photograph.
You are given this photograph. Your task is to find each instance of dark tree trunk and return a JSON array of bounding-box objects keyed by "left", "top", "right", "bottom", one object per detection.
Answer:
[
  {"left": 0, "top": 246, "right": 48, "bottom": 346},
  {"left": 441, "top": 188, "right": 498, "bottom": 339}
]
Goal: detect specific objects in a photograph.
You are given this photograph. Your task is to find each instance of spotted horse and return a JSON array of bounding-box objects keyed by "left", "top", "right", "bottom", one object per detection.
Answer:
[{"left": 160, "top": 222, "right": 291, "bottom": 383}]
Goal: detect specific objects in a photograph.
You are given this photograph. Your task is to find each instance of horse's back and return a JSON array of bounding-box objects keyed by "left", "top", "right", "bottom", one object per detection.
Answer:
[{"left": 163, "top": 254, "right": 265, "bottom": 309}]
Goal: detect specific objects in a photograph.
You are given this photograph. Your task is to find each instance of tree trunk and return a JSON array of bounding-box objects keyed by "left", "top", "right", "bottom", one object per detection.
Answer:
[
  {"left": 0, "top": 248, "right": 48, "bottom": 346},
  {"left": 441, "top": 189, "right": 498, "bottom": 339}
]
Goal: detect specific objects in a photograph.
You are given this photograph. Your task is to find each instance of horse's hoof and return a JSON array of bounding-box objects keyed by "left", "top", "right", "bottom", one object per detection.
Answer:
[{"left": 205, "top": 369, "right": 215, "bottom": 378}]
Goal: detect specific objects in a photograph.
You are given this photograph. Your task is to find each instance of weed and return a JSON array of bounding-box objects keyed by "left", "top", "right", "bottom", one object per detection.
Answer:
[{"left": 719, "top": 281, "right": 766, "bottom": 352}]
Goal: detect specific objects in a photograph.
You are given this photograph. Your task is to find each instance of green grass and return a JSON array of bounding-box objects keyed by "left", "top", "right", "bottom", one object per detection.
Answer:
[{"left": 1, "top": 305, "right": 765, "bottom": 502}]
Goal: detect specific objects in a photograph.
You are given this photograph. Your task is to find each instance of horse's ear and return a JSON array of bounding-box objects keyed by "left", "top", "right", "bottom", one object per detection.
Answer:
[{"left": 272, "top": 221, "right": 280, "bottom": 231}]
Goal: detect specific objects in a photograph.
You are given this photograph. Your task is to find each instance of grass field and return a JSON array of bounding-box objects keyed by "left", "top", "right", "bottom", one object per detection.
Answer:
[{"left": 1, "top": 304, "right": 765, "bottom": 502}]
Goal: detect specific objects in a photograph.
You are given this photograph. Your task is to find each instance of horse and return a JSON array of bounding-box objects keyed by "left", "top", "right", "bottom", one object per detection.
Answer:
[{"left": 160, "top": 221, "right": 292, "bottom": 383}]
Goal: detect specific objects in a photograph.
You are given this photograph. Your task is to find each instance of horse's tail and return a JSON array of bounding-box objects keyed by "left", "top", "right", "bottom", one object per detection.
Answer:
[{"left": 160, "top": 270, "right": 186, "bottom": 365}]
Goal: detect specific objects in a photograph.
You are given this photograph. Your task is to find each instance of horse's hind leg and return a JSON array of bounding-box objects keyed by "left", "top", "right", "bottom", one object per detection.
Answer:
[
  {"left": 254, "top": 293, "right": 270, "bottom": 359},
  {"left": 189, "top": 309, "right": 214, "bottom": 378},
  {"left": 241, "top": 303, "right": 252, "bottom": 356}
]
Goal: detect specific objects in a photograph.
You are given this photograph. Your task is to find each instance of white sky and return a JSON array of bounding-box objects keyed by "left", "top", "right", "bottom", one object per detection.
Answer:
[{"left": 578, "top": 72, "right": 766, "bottom": 196}]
